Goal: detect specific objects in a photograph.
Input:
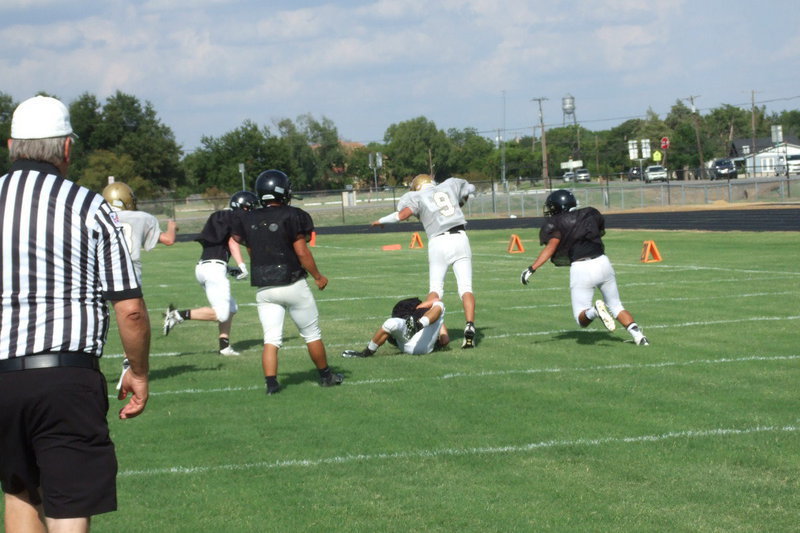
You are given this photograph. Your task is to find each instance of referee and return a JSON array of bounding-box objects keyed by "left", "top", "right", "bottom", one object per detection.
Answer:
[{"left": 0, "top": 96, "right": 151, "bottom": 531}]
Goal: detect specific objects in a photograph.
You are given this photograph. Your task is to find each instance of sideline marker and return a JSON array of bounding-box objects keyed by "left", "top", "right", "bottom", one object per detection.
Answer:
[
  {"left": 641, "top": 240, "right": 662, "bottom": 263},
  {"left": 410, "top": 232, "right": 424, "bottom": 248},
  {"left": 382, "top": 244, "right": 402, "bottom": 251},
  {"left": 507, "top": 234, "right": 525, "bottom": 254},
  {"left": 309, "top": 231, "right": 317, "bottom": 247}
]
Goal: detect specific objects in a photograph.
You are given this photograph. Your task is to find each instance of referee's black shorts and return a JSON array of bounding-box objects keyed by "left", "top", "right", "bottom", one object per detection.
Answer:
[{"left": 0, "top": 366, "right": 117, "bottom": 518}]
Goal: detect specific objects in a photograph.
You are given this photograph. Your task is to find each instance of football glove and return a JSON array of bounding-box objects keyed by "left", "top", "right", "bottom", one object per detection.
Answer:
[
  {"left": 235, "top": 263, "right": 249, "bottom": 280},
  {"left": 520, "top": 266, "right": 536, "bottom": 285}
]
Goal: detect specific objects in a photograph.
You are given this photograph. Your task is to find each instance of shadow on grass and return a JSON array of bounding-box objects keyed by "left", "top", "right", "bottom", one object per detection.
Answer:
[{"left": 551, "top": 330, "right": 620, "bottom": 345}]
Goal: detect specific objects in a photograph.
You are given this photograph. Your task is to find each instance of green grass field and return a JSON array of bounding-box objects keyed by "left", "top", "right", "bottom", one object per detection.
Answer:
[{"left": 6, "top": 227, "right": 799, "bottom": 532}]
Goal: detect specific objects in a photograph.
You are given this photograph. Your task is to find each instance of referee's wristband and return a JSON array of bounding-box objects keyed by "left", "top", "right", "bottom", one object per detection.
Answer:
[{"left": 378, "top": 212, "right": 401, "bottom": 224}]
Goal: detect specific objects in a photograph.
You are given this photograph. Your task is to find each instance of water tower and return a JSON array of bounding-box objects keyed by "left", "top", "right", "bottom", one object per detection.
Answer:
[{"left": 562, "top": 94, "right": 577, "bottom": 126}]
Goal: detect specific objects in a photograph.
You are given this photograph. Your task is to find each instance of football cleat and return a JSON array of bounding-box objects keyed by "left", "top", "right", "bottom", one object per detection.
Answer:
[
  {"left": 636, "top": 336, "right": 650, "bottom": 346},
  {"left": 594, "top": 300, "right": 616, "bottom": 331},
  {"left": 162, "top": 304, "right": 183, "bottom": 336},
  {"left": 462, "top": 322, "right": 476, "bottom": 349},
  {"left": 219, "top": 346, "right": 240, "bottom": 356},
  {"left": 404, "top": 316, "right": 421, "bottom": 338},
  {"left": 342, "top": 349, "right": 373, "bottom": 358},
  {"left": 266, "top": 382, "right": 281, "bottom": 395},
  {"left": 320, "top": 372, "right": 344, "bottom": 387}
]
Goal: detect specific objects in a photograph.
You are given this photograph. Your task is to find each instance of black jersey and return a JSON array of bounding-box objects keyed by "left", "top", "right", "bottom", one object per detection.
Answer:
[
  {"left": 232, "top": 204, "right": 315, "bottom": 288},
  {"left": 538, "top": 207, "right": 605, "bottom": 267},
  {"left": 196, "top": 210, "right": 237, "bottom": 262}
]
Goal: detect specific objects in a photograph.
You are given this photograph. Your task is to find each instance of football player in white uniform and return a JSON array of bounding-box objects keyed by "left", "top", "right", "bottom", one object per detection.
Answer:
[
  {"left": 519, "top": 189, "right": 649, "bottom": 346},
  {"left": 342, "top": 295, "right": 450, "bottom": 357},
  {"left": 372, "top": 174, "right": 478, "bottom": 348},
  {"left": 162, "top": 191, "right": 256, "bottom": 356},
  {"left": 102, "top": 181, "right": 177, "bottom": 282}
]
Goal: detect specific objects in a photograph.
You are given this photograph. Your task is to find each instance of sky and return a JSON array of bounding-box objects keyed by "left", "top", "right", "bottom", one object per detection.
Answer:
[{"left": 2, "top": 0, "right": 798, "bottom": 153}]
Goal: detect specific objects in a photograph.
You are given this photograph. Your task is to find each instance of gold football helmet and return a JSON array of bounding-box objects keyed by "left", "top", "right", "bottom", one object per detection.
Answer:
[
  {"left": 102, "top": 182, "right": 137, "bottom": 210},
  {"left": 410, "top": 174, "right": 434, "bottom": 191}
]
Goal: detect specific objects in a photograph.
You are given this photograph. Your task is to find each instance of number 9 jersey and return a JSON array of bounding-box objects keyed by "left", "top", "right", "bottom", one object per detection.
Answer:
[{"left": 397, "top": 177, "right": 475, "bottom": 239}]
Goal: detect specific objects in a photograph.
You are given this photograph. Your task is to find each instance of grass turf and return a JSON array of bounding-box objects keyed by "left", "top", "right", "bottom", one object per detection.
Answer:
[{"left": 4, "top": 227, "right": 799, "bottom": 532}]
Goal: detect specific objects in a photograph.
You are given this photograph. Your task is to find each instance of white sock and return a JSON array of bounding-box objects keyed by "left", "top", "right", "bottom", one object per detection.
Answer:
[
  {"left": 368, "top": 341, "right": 379, "bottom": 352},
  {"left": 585, "top": 307, "right": 598, "bottom": 320},
  {"left": 626, "top": 323, "right": 643, "bottom": 340}
]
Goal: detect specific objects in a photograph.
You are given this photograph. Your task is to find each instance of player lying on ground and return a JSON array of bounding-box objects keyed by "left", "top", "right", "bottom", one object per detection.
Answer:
[{"left": 342, "top": 295, "right": 450, "bottom": 357}]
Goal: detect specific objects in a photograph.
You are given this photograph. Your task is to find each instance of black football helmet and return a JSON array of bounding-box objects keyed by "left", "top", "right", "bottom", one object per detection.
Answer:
[
  {"left": 255, "top": 169, "right": 292, "bottom": 206},
  {"left": 544, "top": 189, "right": 577, "bottom": 216},
  {"left": 230, "top": 190, "right": 259, "bottom": 211}
]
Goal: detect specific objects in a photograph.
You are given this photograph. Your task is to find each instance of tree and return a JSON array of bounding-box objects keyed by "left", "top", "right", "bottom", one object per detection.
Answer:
[
  {"left": 183, "top": 120, "right": 288, "bottom": 194},
  {"left": 446, "top": 128, "right": 495, "bottom": 179},
  {"left": 76, "top": 150, "right": 151, "bottom": 196},
  {"left": 384, "top": 117, "right": 452, "bottom": 184},
  {"left": 0, "top": 92, "right": 14, "bottom": 171},
  {"left": 89, "top": 91, "right": 184, "bottom": 192}
]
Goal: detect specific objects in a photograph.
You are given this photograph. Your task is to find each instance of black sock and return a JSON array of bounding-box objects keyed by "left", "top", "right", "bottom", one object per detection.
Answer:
[
  {"left": 318, "top": 366, "right": 332, "bottom": 379},
  {"left": 219, "top": 338, "right": 230, "bottom": 351},
  {"left": 179, "top": 310, "right": 191, "bottom": 320},
  {"left": 265, "top": 376, "right": 279, "bottom": 388}
]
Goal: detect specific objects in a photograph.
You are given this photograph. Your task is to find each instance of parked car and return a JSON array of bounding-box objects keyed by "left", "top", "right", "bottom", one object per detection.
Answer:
[
  {"left": 627, "top": 167, "right": 643, "bottom": 181},
  {"left": 775, "top": 154, "right": 800, "bottom": 176},
  {"left": 562, "top": 171, "right": 575, "bottom": 182},
  {"left": 709, "top": 158, "right": 737, "bottom": 180},
  {"left": 644, "top": 165, "right": 668, "bottom": 182},
  {"left": 575, "top": 168, "right": 591, "bottom": 182}
]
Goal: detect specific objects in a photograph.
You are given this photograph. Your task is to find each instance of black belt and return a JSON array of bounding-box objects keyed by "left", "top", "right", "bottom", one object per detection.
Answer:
[
  {"left": 0, "top": 352, "right": 100, "bottom": 373},
  {"left": 436, "top": 224, "right": 466, "bottom": 237},
  {"left": 573, "top": 254, "right": 602, "bottom": 262},
  {"left": 198, "top": 259, "right": 226, "bottom": 265}
]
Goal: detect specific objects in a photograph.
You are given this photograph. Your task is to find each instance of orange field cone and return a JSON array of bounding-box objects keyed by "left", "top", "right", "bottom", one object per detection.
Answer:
[
  {"left": 410, "top": 232, "right": 424, "bottom": 248},
  {"left": 382, "top": 244, "right": 402, "bottom": 251},
  {"left": 309, "top": 231, "right": 317, "bottom": 247},
  {"left": 640, "top": 240, "right": 662, "bottom": 263},
  {"left": 507, "top": 234, "right": 525, "bottom": 254}
]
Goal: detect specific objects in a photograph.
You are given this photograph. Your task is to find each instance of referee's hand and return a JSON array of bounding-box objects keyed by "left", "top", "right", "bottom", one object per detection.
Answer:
[{"left": 118, "top": 368, "right": 149, "bottom": 419}]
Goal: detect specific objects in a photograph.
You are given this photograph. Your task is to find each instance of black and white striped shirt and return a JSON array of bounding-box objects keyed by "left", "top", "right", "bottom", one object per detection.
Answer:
[{"left": 0, "top": 159, "right": 142, "bottom": 359}]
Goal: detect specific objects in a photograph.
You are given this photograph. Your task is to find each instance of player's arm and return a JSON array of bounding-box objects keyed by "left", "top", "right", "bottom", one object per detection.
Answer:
[
  {"left": 293, "top": 234, "right": 327, "bottom": 290},
  {"left": 520, "top": 238, "right": 560, "bottom": 285},
  {"left": 228, "top": 236, "right": 249, "bottom": 279},
  {"left": 371, "top": 207, "right": 413, "bottom": 227},
  {"left": 159, "top": 219, "right": 178, "bottom": 246}
]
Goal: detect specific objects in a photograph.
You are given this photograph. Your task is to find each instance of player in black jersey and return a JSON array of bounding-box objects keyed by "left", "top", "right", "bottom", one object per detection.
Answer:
[
  {"left": 231, "top": 170, "right": 344, "bottom": 394},
  {"left": 519, "top": 189, "right": 649, "bottom": 346}
]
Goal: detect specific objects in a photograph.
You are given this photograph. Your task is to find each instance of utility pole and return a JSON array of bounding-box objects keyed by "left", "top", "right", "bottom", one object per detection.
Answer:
[
  {"left": 684, "top": 95, "right": 705, "bottom": 179},
  {"left": 532, "top": 97, "right": 549, "bottom": 189},
  {"left": 751, "top": 90, "right": 757, "bottom": 178},
  {"left": 501, "top": 90, "right": 507, "bottom": 184}
]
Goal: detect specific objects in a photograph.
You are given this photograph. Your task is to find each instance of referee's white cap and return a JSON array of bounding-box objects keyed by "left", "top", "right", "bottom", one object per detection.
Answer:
[{"left": 11, "top": 95, "right": 76, "bottom": 140}]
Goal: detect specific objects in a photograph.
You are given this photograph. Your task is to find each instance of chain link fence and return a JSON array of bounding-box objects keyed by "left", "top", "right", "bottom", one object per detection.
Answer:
[{"left": 140, "top": 175, "right": 798, "bottom": 235}]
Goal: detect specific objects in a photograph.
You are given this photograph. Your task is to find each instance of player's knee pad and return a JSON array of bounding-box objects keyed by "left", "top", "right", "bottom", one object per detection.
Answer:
[
  {"left": 608, "top": 303, "right": 624, "bottom": 318},
  {"left": 262, "top": 332, "right": 283, "bottom": 348},
  {"left": 298, "top": 322, "right": 322, "bottom": 344},
  {"left": 214, "top": 300, "right": 237, "bottom": 323}
]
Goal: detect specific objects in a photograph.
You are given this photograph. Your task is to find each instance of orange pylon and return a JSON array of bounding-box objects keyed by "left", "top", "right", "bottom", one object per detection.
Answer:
[
  {"left": 382, "top": 244, "right": 402, "bottom": 251},
  {"left": 410, "top": 232, "right": 424, "bottom": 248},
  {"left": 507, "top": 234, "right": 525, "bottom": 254},
  {"left": 309, "top": 231, "right": 317, "bottom": 247},
  {"left": 640, "top": 240, "right": 662, "bottom": 263}
]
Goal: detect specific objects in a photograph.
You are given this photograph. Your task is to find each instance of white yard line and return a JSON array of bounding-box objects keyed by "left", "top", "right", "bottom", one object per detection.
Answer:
[{"left": 118, "top": 424, "right": 799, "bottom": 478}]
